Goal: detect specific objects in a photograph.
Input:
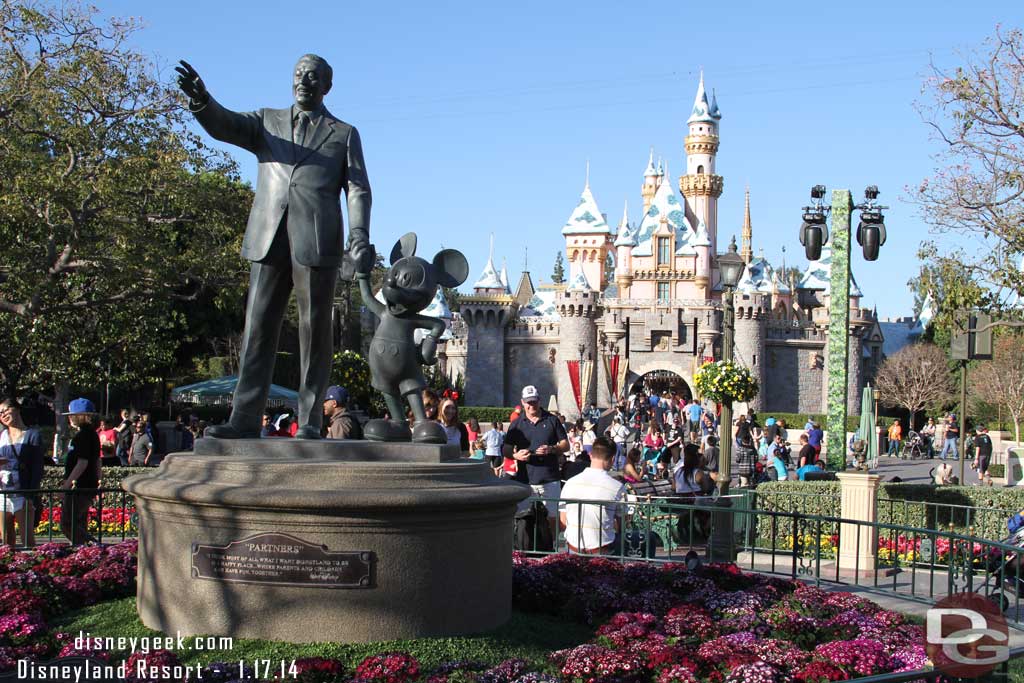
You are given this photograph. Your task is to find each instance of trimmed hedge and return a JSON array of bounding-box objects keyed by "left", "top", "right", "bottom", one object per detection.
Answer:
[
  {"left": 460, "top": 407, "right": 516, "bottom": 424},
  {"left": 761, "top": 412, "right": 863, "bottom": 434},
  {"left": 753, "top": 481, "right": 1024, "bottom": 543},
  {"left": 38, "top": 465, "right": 142, "bottom": 492}
]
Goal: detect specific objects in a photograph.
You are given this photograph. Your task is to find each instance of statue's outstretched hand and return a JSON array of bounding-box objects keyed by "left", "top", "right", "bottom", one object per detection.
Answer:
[
  {"left": 352, "top": 241, "right": 375, "bottom": 276},
  {"left": 175, "top": 60, "right": 209, "bottom": 105}
]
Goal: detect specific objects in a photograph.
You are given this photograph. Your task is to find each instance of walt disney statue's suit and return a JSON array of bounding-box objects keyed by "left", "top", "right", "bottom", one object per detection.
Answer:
[{"left": 176, "top": 55, "right": 372, "bottom": 439}]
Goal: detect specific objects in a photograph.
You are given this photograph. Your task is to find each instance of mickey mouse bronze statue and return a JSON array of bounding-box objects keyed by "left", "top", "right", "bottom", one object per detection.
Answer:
[{"left": 356, "top": 233, "right": 469, "bottom": 443}]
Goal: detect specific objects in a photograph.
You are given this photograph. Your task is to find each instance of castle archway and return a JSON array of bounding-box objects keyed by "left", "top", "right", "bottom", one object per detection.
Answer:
[{"left": 628, "top": 369, "right": 692, "bottom": 402}]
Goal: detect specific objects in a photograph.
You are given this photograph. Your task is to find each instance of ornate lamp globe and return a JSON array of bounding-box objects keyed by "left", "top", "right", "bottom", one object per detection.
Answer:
[{"left": 718, "top": 236, "right": 745, "bottom": 289}]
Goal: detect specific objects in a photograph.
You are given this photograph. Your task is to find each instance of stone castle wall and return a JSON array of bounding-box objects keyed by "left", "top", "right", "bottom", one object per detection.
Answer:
[{"left": 449, "top": 299, "right": 878, "bottom": 415}]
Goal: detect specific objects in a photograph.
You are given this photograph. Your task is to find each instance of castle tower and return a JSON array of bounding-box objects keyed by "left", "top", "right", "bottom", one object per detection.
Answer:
[
  {"left": 679, "top": 75, "right": 724, "bottom": 261},
  {"left": 613, "top": 200, "right": 635, "bottom": 295},
  {"left": 732, "top": 289, "right": 767, "bottom": 412},
  {"left": 641, "top": 148, "right": 659, "bottom": 213},
  {"left": 692, "top": 219, "right": 712, "bottom": 297},
  {"left": 562, "top": 168, "right": 612, "bottom": 291},
  {"left": 556, "top": 274, "right": 601, "bottom": 420},
  {"left": 461, "top": 245, "right": 517, "bottom": 406},
  {"left": 740, "top": 187, "right": 753, "bottom": 265}
]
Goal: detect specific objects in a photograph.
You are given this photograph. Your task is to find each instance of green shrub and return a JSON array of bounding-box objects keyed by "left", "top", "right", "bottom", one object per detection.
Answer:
[
  {"left": 752, "top": 480, "right": 1024, "bottom": 543},
  {"left": 460, "top": 407, "right": 516, "bottom": 424},
  {"left": 39, "top": 466, "right": 142, "bottom": 492},
  {"left": 760, "top": 412, "right": 862, "bottom": 434},
  {"left": 989, "top": 463, "right": 1006, "bottom": 478}
]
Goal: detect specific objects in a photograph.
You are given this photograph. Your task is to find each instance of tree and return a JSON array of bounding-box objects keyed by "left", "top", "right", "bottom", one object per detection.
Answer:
[
  {"left": 971, "top": 333, "right": 1024, "bottom": 441},
  {"left": 912, "top": 27, "right": 1024, "bottom": 311},
  {"left": 551, "top": 251, "right": 565, "bottom": 284},
  {"left": 874, "top": 343, "right": 953, "bottom": 429},
  {"left": 0, "top": 2, "right": 251, "bottom": 396},
  {"left": 908, "top": 256, "right": 986, "bottom": 349}
]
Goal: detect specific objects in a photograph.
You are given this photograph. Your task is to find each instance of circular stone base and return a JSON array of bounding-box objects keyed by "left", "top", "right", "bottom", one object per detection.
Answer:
[{"left": 124, "top": 441, "right": 529, "bottom": 643}]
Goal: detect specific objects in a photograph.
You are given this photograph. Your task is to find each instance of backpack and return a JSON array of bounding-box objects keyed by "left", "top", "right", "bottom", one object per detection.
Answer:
[{"left": 514, "top": 501, "right": 554, "bottom": 552}]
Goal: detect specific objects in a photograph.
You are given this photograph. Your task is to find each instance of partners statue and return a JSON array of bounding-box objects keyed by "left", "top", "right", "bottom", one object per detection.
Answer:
[
  {"left": 357, "top": 233, "right": 468, "bottom": 443},
  {"left": 176, "top": 55, "right": 373, "bottom": 439}
]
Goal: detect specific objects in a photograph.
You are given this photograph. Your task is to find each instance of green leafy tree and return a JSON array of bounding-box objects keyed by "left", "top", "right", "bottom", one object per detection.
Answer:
[
  {"left": 551, "top": 251, "right": 565, "bottom": 284},
  {"left": 908, "top": 254, "right": 987, "bottom": 350},
  {"left": 0, "top": 2, "right": 251, "bottom": 396},
  {"left": 912, "top": 27, "right": 1024, "bottom": 314}
]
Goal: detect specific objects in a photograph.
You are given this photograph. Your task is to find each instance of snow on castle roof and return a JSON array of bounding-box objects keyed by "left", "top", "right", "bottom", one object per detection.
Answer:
[
  {"left": 567, "top": 269, "right": 592, "bottom": 292},
  {"left": 520, "top": 290, "right": 560, "bottom": 320},
  {"left": 736, "top": 256, "right": 777, "bottom": 294},
  {"left": 798, "top": 245, "right": 864, "bottom": 297},
  {"left": 473, "top": 256, "right": 504, "bottom": 290},
  {"left": 632, "top": 163, "right": 695, "bottom": 257},
  {"left": 687, "top": 74, "right": 719, "bottom": 125},
  {"left": 562, "top": 183, "right": 611, "bottom": 236}
]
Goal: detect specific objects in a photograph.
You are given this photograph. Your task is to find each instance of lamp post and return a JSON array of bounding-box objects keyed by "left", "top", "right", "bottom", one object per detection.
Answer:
[
  {"left": 798, "top": 186, "right": 888, "bottom": 470},
  {"left": 716, "top": 237, "right": 746, "bottom": 496}
]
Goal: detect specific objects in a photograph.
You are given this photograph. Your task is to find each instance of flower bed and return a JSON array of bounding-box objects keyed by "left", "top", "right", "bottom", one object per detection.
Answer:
[
  {"left": 0, "top": 541, "right": 137, "bottom": 670},
  {"left": 0, "top": 545, "right": 933, "bottom": 681},
  {"left": 33, "top": 506, "right": 136, "bottom": 537}
]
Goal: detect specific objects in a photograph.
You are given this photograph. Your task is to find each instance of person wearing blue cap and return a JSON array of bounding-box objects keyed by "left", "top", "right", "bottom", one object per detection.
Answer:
[
  {"left": 60, "top": 398, "right": 100, "bottom": 545},
  {"left": 323, "top": 386, "right": 362, "bottom": 440}
]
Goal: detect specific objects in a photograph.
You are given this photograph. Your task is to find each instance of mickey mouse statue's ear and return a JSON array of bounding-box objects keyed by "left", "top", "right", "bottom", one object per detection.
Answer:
[
  {"left": 390, "top": 233, "right": 417, "bottom": 265},
  {"left": 433, "top": 249, "right": 469, "bottom": 288}
]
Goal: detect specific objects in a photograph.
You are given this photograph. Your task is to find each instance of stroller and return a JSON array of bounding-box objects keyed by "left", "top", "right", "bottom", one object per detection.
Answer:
[{"left": 901, "top": 431, "right": 928, "bottom": 460}]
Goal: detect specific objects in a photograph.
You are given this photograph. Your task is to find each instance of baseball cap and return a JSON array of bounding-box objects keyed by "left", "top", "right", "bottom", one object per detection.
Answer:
[
  {"left": 67, "top": 398, "right": 97, "bottom": 415},
  {"left": 324, "top": 385, "right": 349, "bottom": 403},
  {"left": 521, "top": 385, "right": 539, "bottom": 402}
]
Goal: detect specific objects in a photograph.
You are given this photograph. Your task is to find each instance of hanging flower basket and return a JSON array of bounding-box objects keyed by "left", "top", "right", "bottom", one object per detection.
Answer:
[{"left": 693, "top": 360, "right": 759, "bottom": 405}]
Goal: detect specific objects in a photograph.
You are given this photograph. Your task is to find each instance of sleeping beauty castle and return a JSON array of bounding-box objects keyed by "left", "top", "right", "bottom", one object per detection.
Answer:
[{"left": 431, "top": 76, "right": 892, "bottom": 419}]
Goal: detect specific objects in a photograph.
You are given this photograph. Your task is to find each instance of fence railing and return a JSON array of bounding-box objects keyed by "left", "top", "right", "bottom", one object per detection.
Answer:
[{"left": 0, "top": 487, "right": 136, "bottom": 547}]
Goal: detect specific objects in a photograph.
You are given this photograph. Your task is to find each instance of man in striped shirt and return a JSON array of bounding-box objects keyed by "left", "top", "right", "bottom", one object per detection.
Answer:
[{"left": 559, "top": 437, "right": 626, "bottom": 554}]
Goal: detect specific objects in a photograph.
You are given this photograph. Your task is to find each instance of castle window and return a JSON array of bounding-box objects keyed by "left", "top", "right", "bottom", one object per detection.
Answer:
[
  {"left": 657, "top": 282, "right": 670, "bottom": 303},
  {"left": 657, "top": 237, "right": 671, "bottom": 266},
  {"left": 697, "top": 165, "right": 704, "bottom": 174}
]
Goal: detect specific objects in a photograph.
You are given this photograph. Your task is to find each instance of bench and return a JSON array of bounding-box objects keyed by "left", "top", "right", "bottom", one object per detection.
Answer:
[{"left": 624, "top": 478, "right": 712, "bottom": 553}]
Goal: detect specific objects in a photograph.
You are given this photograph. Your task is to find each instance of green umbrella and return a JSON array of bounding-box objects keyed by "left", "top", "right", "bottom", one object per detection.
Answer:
[{"left": 859, "top": 387, "right": 878, "bottom": 469}]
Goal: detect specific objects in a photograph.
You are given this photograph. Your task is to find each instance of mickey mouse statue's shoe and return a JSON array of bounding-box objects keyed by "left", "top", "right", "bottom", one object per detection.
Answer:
[
  {"left": 411, "top": 420, "right": 447, "bottom": 445},
  {"left": 364, "top": 419, "right": 412, "bottom": 442}
]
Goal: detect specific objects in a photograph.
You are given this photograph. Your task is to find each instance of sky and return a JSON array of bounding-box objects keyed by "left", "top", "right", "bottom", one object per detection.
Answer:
[{"left": 90, "top": 0, "right": 1022, "bottom": 319}]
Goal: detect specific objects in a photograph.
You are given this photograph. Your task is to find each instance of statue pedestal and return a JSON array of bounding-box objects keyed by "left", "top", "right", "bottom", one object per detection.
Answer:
[{"left": 124, "top": 439, "right": 529, "bottom": 643}]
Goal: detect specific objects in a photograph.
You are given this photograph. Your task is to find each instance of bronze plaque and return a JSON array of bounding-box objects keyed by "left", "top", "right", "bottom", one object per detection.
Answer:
[{"left": 191, "top": 532, "right": 373, "bottom": 588}]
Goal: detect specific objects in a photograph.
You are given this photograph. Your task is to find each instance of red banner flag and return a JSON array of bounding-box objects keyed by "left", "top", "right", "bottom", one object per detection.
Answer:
[
  {"left": 567, "top": 360, "right": 581, "bottom": 412},
  {"left": 608, "top": 354, "right": 620, "bottom": 399}
]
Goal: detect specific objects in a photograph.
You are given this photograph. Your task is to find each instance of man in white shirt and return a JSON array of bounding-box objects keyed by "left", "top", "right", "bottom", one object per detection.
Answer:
[
  {"left": 559, "top": 437, "right": 626, "bottom": 554},
  {"left": 608, "top": 417, "right": 630, "bottom": 470}
]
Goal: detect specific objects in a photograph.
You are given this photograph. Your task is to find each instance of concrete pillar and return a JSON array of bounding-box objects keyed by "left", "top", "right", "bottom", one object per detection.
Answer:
[{"left": 836, "top": 472, "right": 881, "bottom": 576}]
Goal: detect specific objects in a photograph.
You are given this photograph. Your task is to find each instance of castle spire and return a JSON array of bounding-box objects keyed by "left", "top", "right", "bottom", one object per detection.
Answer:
[
  {"left": 619, "top": 199, "right": 629, "bottom": 229},
  {"left": 585, "top": 159, "right": 590, "bottom": 190},
  {"left": 687, "top": 71, "right": 715, "bottom": 125},
  {"left": 741, "top": 186, "right": 753, "bottom": 265},
  {"left": 643, "top": 147, "right": 657, "bottom": 177}
]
